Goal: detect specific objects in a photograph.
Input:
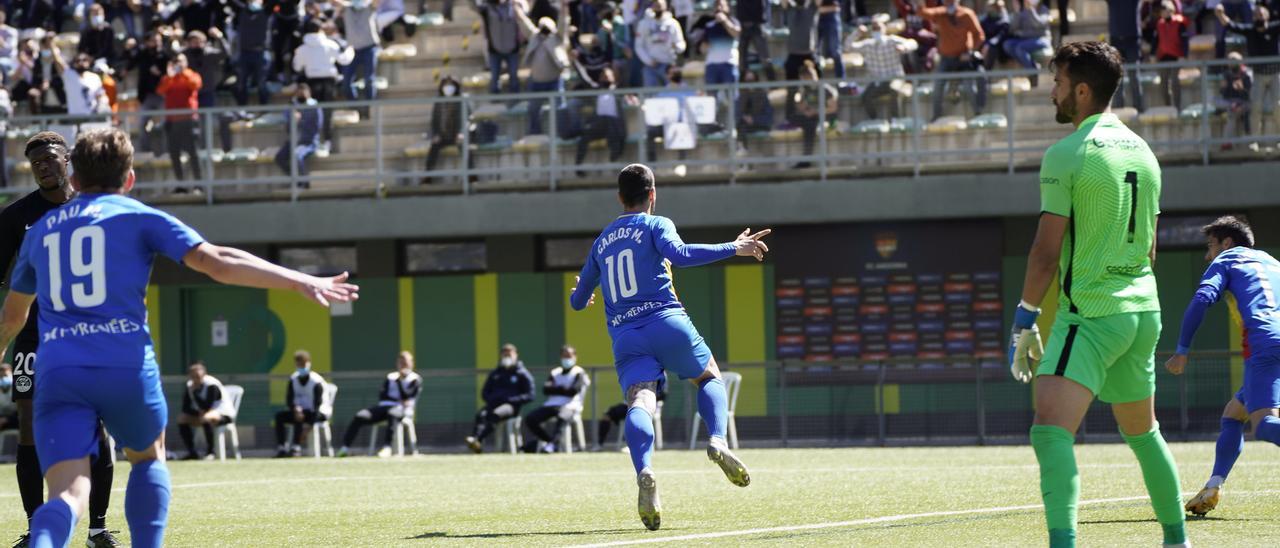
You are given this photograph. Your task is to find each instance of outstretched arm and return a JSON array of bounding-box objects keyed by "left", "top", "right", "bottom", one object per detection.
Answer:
[
  {"left": 1166, "top": 262, "right": 1227, "bottom": 375},
  {"left": 654, "top": 218, "right": 770, "bottom": 268},
  {"left": 184, "top": 243, "right": 359, "bottom": 307}
]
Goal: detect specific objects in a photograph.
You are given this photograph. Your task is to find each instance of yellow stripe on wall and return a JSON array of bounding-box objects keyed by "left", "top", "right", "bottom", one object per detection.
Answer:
[
  {"left": 724, "top": 265, "right": 767, "bottom": 417},
  {"left": 267, "top": 289, "right": 333, "bottom": 404},
  {"left": 474, "top": 274, "right": 498, "bottom": 403},
  {"left": 146, "top": 285, "right": 161, "bottom": 362},
  {"left": 398, "top": 277, "right": 415, "bottom": 356},
  {"left": 563, "top": 271, "right": 617, "bottom": 417},
  {"left": 1227, "top": 294, "right": 1244, "bottom": 392},
  {"left": 876, "top": 384, "right": 901, "bottom": 415}
]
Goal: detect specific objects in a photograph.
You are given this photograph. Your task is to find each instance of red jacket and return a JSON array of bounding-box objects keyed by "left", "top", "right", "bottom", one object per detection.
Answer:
[{"left": 156, "top": 68, "right": 202, "bottom": 121}]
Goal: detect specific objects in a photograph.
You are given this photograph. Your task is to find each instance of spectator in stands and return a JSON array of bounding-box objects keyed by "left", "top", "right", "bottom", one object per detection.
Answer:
[
  {"left": 1217, "top": 0, "right": 1255, "bottom": 58},
  {"left": 271, "top": 0, "right": 304, "bottom": 81},
  {"left": 736, "top": 0, "right": 775, "bottom": 80},
  {"left": 176, "top": 361, "right": 237, "bottom": 460},
  {"left": 274, "top": 350, "right": 330, "bottom": 458},
  {"left": 293, "top": 19, "right": 353, "bottom": 149},
  {"left": 15, "top": 35, "right": 67, "bottom": 116},
  {"left": 783, "top": 0, "right": 819, "bottom": 82},
  {"left": 575, "top": 67, "right": 628, "bottom": 175},
  {"left": 464, "top": 343, "right": 535, "bottom": 453},
  {"left": 0, "top": 13, "right": 16, "bottom": 79},
  {"left": 817, "top": 0, "right": 844, "bottom": 84},
  {"left": 1057, "top": 0, "right": 1070, "bottom": 37},
  {"left": 422, "top": 76, "right": 473, "bottom": 183},
  {"left": 520, "top": 15, "right": 568, "bottom": 135},
  {"left": 131, "top": 30, "right": 174, "bottom": 155},
  {"left": 1108, "top": 0, "right": 1146, "bottom": 111},
  {"left": 475, "top": 0, "right": 523, "bottom": 95},
  {"left": 103, "top": 0, "right": 138, "bottom": 38},
  {"left": 157, "top": 52, "right": 203, "bottom": 182},
  {"left": 979, "top": 0, "right": 1009, "bottom": 70},
  {"left": 1218, "top": 51, "right": 1252, "bottom": 148},
  {"left": 924, "top": 0, "right": 987, "bottom": 120},
  {"left": 1003, "top": 0, "right": 1051, "bottom": 86},
  {"left": 522, "top": 345, "right": 590, "bottom": 453},
  {"left": 790, "top": 58, "right": 836, "bottom": 168},
  {"left": 170, "top": 0, "right": 220, "bottom": 36},
  {"left": 0, "top": 363, "right": 15, "bottom": 432},
  {"left": 599, "top": 2, "right": 632, "bottom": 84},
  {"left": 736, "top": 67, "right": 773, "bottom": 149},
  {"left": 689, "top": 0, "right": 740, "bottom": 93},
  {"left": 572, "top": 26, "right": 614, "bottom": 84},
  {"left": 340, "top": 0, "right": 380, "bottom": 102},
  {"left": 376, "top": 0, "right": 416, "bottom": 42},
  {"left": 78, "top": 4, "right": 116, "bottom": 66},
  {"left": 635, "top": 0, "right": 685, "bottom": 88},
  {"left": 848, "top": 20, "right": 915, "bottom": 120},
  {"left": 337, "top": 351, "right": 422, "bottom": 458},
  {"left": 234, "top": 0, "right": 274, "bottom": 106},
  {"left": 275, "top": 82, "right": 322, "bottom": 182},
  {"left": 184, "top": 29, "right": 233, "bottom": 152},
  {"left": 1148, "top": 1, "right": 1188, "bottom": 109},
  {"left": 1218, "top": 4, "right": 1280, "bottom": 138},
  {"left": 21, "top": 0, "right": 65, "bottom": 31},
  {"left": 672, "top": 0, "right": 693, "bottom": 59},
  {"left": 594, "top": 373, "right": 665, "bottom": 450},
  {"left": 61, "top": 52, "right": 111, "bottom": 141},
  {"left": 894, "top": 0, "right": 938, "bottom": 72}
]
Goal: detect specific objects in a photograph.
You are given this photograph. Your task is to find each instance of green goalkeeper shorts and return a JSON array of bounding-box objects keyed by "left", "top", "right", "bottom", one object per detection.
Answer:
[{"left": 1036, "top": 310, "right": 1162, "bottom": 404}]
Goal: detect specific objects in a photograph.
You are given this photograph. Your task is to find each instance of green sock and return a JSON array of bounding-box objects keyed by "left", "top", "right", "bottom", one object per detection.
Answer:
[
  {"left": 1031, "top": 424, "right": 1079, "bottom": 548},
  {"left": 1123, "top": 424, "right": 1187, "bottom": 545}
]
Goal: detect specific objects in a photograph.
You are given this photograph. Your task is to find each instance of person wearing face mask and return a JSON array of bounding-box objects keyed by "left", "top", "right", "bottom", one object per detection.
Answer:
[
  {"left": 521, "top": 345, "right": 591, "bottom": 453},
  {"left": 77, "top": 4, "right": 117, "bottom": 66},
  {"left": 339, "top": 0, "right": 381, "bottom": 103},
  {"left": 635, "top": 0, "right": 687, "bottom": 88},
  {"left": 274, "top": 350, "right": 331, "bottom": 458},
  {"left": 422, "top": 75, "right": 473, "bottom": 183},
  {"left": 233, "top": 0, "right": 274, "bottom": 106},
  {"left": 61, "top": 52, "right": 111, "bottom": 143},
  {"left": 156, "top": 52, "right": 204, "bottom": 183},
  {"left": 1219, "top": 4, "right": 1280, "bottom": 140},
  {"left": 922, "top": 0, "right": 987, "bottom": 121},
  {"left": 275, "top": 82, "right": 323, "bottom": 184},
  {"left": 518, "top": 15, "right": 570, "bottom": 136},
  {"left": 848, "top": 20, "right": 917, "bottom": 120},
  {"left": 336, "top": 351, "right": 422, "bottom": 458},
  {"left": 465, "top": 344, "right": 535, "bottom": 453},
  {"left": 0, "top": 363, "right": 16, "bottom": 433}
]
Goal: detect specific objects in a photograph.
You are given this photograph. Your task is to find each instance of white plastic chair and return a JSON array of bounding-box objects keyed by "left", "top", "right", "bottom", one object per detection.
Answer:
[
  {"left": 495, "top": 415, "right": 523, "bottom": 455},
  {"left": 689, "top": 372, "right": 742, "bottom": 450},
  {"left": 309, "top": 383, "right": 338, "bottom": 458},
  {"left": 214, "top": 385, "right": 244, "bottom": 462},
  {"left": 615, "top": 401, "right": 664, "bottom": 451},
  {"left": 368, "top": 407, "right": 419, "bottom": 457},
  {"left": 558, "top": 411, "right": 586, "bottom": 454}
]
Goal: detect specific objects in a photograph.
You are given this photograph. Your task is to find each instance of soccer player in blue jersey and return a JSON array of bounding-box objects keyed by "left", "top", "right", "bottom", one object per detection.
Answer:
[
  {"left": 569, "top": 164, "right": 770, "bottom": 531},
  {"left": 0, "top": 128, "right": 358, "bottom": 548},
  {"left": 1166, "top": 215, "right": 1280, "bottom": 517}
]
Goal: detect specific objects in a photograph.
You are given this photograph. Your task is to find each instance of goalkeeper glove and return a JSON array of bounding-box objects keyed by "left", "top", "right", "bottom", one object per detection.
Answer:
[{"left": 1008, "top": 301, "right": 1043, "bottom": 384}]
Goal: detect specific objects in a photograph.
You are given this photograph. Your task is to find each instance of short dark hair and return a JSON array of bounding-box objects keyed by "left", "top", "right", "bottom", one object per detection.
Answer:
[
  {"left": 71, "top": 128, "right": 133, "bottom": 190},
  {"left": 617, "top": 164, "right": 655, "bottom": 207},
  {"left": 1202, "top": 216, "right": 1255, "bottom": 248},
  {"left": 303, "top": 19, "right": 322, "bottom": 34},
  {"left": 1050, "top": 41, "right": 1123, "bottom": 110},
  {"left": 25, "top": 131, "right": 67, "bottom": 157}
]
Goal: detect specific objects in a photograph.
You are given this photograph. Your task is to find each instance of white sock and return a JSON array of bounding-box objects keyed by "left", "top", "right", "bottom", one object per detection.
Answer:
[
  {"left": 88, "top": 528, "right": 105, "bottom": 536},
  {"left": 1206, "top": 475, "right": 1225, "bottom": 489}
]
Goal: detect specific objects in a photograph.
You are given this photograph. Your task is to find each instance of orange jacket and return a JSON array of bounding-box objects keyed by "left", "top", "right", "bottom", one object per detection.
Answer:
[
  {"left": 156, "top": 68, "right": 202, "bottom": 121},
  {"left": 922, "top": 5, "right": 985, "bottom": 58}
]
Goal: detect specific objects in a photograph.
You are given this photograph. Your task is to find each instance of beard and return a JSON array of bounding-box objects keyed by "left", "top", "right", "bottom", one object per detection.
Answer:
[{"left": 1054, "top": 93, "right": 1075, "bottom": 124}]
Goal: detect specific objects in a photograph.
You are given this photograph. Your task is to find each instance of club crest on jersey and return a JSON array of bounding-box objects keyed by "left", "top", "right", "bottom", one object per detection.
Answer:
[
  {"left": 15, "top": 375, "right": 31, "bottom": 392},
  {"left": 875, "top": 232, "right": 898, "bottom": 259}
]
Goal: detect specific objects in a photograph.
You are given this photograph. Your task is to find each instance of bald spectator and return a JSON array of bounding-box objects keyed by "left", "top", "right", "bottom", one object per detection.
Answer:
[{"left": 923, "top": 0, "right": 987, "bottom": 120}]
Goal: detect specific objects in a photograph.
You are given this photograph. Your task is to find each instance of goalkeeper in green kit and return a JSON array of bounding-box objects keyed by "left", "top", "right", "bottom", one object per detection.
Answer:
[{"left": 1007, "top": 41, "right": 1188, "bottom": 548}]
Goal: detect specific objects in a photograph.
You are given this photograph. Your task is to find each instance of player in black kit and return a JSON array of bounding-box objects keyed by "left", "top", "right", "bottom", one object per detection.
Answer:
[{"left": 1, "top": 132, "right": 120, "bottom": 548}]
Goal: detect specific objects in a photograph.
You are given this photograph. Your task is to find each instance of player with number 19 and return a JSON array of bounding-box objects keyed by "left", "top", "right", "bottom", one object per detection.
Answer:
[
  {"left": 0, "top": 128, "right": 358, "bottom": 548},
  {"left": 569, "top": 164, "right": 769, "bottom": 531},
  {"left": 1008, "top": 42, "right": 1186, "bottom": 547}
]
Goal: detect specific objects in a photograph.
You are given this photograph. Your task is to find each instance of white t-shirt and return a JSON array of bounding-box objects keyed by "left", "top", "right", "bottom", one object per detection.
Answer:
[{"left": 62, "top": 68, "right": 106, "bottom": 116}]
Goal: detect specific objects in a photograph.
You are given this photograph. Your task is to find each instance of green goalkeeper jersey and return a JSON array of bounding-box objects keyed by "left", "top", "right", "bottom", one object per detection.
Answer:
[{"left": 1038, "top": 112, "right": 1162, "bottom": 318}]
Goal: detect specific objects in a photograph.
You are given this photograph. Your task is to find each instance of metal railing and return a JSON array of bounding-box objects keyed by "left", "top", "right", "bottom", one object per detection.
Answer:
[
  {"left": 3, "top": 56, "right": 1275, "bottom": 203},
  {"left": 149, "top": 350, "right": 1239, "bottom": 452}
]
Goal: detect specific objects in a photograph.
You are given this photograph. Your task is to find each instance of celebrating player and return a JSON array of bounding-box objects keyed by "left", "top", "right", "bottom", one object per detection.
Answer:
[
  {"left": 1165, "top": 216, "right": 1280, "bottom": 516},
  {"left": 569, "top": 164, "right": 769, "bottom": 531},
  {"left": 0, "top": 128, "right": 358, "bottom": 548},
  {"left": 1, "top": 132, "right": 120, "bottom": 548},
  {"left": 1007, "top": 42, "right": 1187, "bottom": 547}
]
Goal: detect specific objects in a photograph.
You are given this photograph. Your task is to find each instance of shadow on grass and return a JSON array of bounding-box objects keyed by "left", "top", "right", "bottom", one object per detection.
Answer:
[
  {"left": 408, "top": 528, "right": 643, "bottom": 540},
  {"left": 1082, "top": 516, "right": 1272, "bottom": 525}
]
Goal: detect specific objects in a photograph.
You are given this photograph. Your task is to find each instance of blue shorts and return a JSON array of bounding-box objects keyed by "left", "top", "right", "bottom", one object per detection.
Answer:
[
  {"left": 612, "top": 312, "right": 713, "bottom": 390},
  {"left": 34, "top": 365, "right": 168, "bottom": 474},
  {"left": 1240, "top": 354, "right": 1280, "bottom": 414}
]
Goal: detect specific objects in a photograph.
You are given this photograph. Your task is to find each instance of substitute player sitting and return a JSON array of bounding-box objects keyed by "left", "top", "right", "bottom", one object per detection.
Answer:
[
  {"left": 0, "top": 128, "right": 357, "bottom": 548},
  {"left": 273, "top": 350, "right": 331, "bottom": 458},
  {"left": 1165, "top": 216, "right": 1280, "bottom": 516},
  {"left": 569, "top": 164, "right": 769, "bottom": 530},
  {"left": 337, "top": 351, "right": 422, "bottom": 458},
  {"left": 1007, "top": 42, "right": 1187, "bottom": 547},
  {"left": 176, "top": 360, "right": 237, "bottom": 460}
]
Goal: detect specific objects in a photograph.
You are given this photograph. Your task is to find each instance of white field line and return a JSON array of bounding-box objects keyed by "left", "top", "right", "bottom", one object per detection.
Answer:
[{"left": 573, "top": 490, "right": 1280, "bottom": 547}]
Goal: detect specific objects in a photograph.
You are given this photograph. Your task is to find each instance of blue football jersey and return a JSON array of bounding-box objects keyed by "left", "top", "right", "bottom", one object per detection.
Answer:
[
  {"left": 10, "top": 193, "right": 205, "bottom": 371},
  {"left": 1194, "top": 246, "right": 1280, "bottom": 357},
  {"left": 570, "top": 213, "right": 735, "bottom": 336}
]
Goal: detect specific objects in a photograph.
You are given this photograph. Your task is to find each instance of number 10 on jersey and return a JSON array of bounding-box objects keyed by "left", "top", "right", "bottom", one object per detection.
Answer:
[
  {"left": 42, "top": 226, "right": 107, "bottom": 311},
  {"left": 604, "top": 249, "right": 638, "bottom": 303}
]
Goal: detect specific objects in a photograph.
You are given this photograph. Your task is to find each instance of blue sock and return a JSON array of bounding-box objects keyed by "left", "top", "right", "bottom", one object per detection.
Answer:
[
  {"left": 125, "top": 460, "right": 171, "bottom": 548},
  {"left": 1257, "top": 415, "right": 1280, "bottom": 446},
  {"left": 29, "top": 498, "right": 76, "bottom": 548},
  {"left": 697, "top": 377, "right": 729, "bottom": 440},
  {"left": 1211, "top": 417, "right": 1245, "bottom": 482},
  {"left": 624, "top": 407, "right": 655, "bottom": 474}
]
